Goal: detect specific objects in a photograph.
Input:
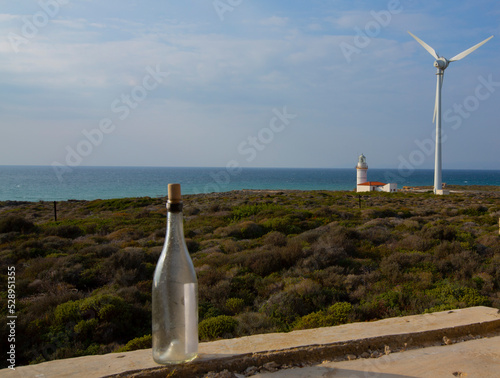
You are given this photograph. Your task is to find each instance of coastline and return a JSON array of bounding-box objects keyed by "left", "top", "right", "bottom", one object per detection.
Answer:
[
  {"left": 0, "top": 184, "right": 499, "bottom": 205},
  {"left": 1, "top": 165, "right": 499, "bottom": 202}
]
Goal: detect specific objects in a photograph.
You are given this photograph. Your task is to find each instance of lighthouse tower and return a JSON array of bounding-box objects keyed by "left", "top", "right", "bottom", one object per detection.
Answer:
[{"left": 356, "top": 154, "right": 368, "bottom": 185}]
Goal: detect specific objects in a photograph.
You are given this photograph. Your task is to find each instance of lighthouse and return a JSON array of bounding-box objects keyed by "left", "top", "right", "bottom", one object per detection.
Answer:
[
  {"left": 355, "top": 154, "right": 398, "bottom": 193},
  {"left": 356, "top": 154, "right": 368, "bottom": 185}
]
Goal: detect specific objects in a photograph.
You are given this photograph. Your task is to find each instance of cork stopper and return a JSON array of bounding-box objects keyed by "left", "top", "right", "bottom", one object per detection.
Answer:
[{"left": 168, "top": 183, "right": 182, "bottom": 204}]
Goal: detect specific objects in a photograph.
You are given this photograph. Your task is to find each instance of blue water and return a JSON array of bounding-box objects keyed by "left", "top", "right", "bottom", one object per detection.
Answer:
[{"left": 0, "top": 165, "right": 499, "bottom": 202}]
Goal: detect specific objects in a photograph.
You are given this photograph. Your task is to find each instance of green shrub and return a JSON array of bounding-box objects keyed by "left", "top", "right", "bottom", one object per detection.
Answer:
[
  {"left": 239, "top": 221, "right": 265, "bottom": 239},
  {"left": 366, "top": 208, "right": 398, "bottom": 219},
  {"left": 293, "top": 302, "right": 352, "bottom": 330},
  {"left": 46, "top": 225, "right": 83, "bottom": 239},
  {"left": 328, "top": 301, "right": 352, "bottom": 323},
  {"left": 244, "top": 249, "right": 284, "bottom": 276},
  {"left": 116, "top": 334, "right": 152, "bottom": 352},
  {"left": 198, "top": 315, "right": 238, "bottom": 340},
  {"left": 455, "top": 231, "right": 476, "bottom": 251},
  {"left": 53, "top": 293, "right": 132, "bottom": 343},
  {"left": 458, "top": 287, "right": 491, "bottom": 307},
  {"left": 81, "top": 294, "right": 129, "bottom": 322},
  {"left": 293, "top": 311, "right": 325, "bottom": 330},
  {"left": 357, "top": 298, "right": 391, "bottom": 320},
  {"left": 263, "top": 231, "right": 287, "bottom": 246},
  {"left": 86, "top": 198, "right": 152, "bottom": 211},
  {"left": 359, "top": 226, "right": 392, "bottom": 246},
  {"left": 74, "top": 318, "right": 99, "bottom": 340},
  {"left": 231, "top": 204, "right": 261, "bottom": 219},
  {"left": 54, "top": 300, "right": 81, "bottom": 325},
  {"left": 215, "top": 221, "right": 265, "bottom": 239},
  {"left": 228, "top": 273, "right": 259, "bottom": 305},
  {"left": 107, "top": 247, "right": 144, "bottom": 270},
  {"left": 185, "top": 238, "right": 200, "bottom": 252},
  {"left": 225, "top": 297, "right": 245, "bottom": 315},
  {"left": 83, "top": 343, "right": 102, "bottom": 355},
  {"left": 80, "top": 244, "right": 118, "bottom": 258},
  {"left": 16, "top": 239, "right": 52, "bottom": 259},
  {"left": 424, "top": 284, "right": 491, "bottom": 311},
  {"left": 261, "top": 279, "right": 328, "bottom": 330},
  {"left": 278, "top": 240, "right": 304, "bottom": 269},
  {"left": 231, "top": 203, "right": 286, "bottom": 220},
  {"left": 396, "top": 234, "right": 433, "bottom": 252},
  {"left": 199, "top": 303, "right": 223, "bottom": 321},
  {"left": 380, "top": 252, "right": 434, "bottom": 282},
  {"left": 261, "top": 216, "right": 302, "bottom": 235},
  {"left": 422, "top": 224, "right": 457, "bottom": 241},
  {"left": 434, "top": 241, "right": 463, "bottom": 258},
  {"left": 0, "top": 215, "right": 36, "bottom": 233},
  {"left": 461, "top": 205, "right": 488, "bottom": 216},
  {"left": 235, "top": 312, "right": 276, "bottom": 336}
]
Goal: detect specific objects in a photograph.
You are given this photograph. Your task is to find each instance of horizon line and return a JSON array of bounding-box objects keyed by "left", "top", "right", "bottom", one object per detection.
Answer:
[{"left": 1, "top": 164, "right": 499, "bottom": 172}]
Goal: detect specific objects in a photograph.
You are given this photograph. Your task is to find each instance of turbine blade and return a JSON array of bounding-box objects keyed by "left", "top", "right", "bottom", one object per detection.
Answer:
[
  {"left": 408, "top": 31, "right": 439, "bottom": 59},
  {"left": 449, "top": 35, "right": 494, "bottom": 61}
]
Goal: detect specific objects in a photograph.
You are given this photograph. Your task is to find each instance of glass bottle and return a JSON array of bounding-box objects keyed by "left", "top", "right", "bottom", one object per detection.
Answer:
[{"left": 152, "top": 183, "right": 198, "bottom": 364}]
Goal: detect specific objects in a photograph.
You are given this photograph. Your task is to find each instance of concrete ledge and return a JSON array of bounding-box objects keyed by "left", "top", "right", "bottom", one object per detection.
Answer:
[
  {"left": 4, "top": 306, "right": 500, "bottom": 377},
  {"left": 254, "top": 335, "right": 500, "bottom": 377}
]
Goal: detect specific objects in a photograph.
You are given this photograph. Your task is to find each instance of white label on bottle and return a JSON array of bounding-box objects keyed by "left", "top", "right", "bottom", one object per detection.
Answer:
[{"left": 184, "top": 283, "right": 198, "bottom": 354}]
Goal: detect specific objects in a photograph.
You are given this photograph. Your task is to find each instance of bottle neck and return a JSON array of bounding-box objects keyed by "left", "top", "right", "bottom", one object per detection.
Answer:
[
  {"left": 166, "top": 203, "right": 185, "bottom": 240},
  {"left": 167, "top": 202, "right": 183, "bottom": 213}
]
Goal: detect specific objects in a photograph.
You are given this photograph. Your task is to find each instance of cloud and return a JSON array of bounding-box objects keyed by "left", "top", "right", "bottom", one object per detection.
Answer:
[
  {"left": 51, "top": 18, "right": 89, "bottom": 29},
  {"left": 308, "top": 23, "right": 323, "bottom": 31},
  {"left": 326, "top": 11, "right": 372, "bottom": 29},
  {"left": 260, "top": 16, "right": 289, "bottom": 27},
  {"left": 0, "top": 13, "right": 19, "bottom": 22}
]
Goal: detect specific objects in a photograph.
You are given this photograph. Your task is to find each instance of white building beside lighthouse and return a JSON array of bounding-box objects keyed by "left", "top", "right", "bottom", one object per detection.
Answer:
[{"left": 356, "top": 154, "right": 397, "bottom": 193}]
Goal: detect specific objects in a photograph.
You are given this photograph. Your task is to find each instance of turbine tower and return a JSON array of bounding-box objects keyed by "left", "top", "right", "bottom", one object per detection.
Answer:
[{"left": 408, "top": 32, "right": 493, "bottom": 194}]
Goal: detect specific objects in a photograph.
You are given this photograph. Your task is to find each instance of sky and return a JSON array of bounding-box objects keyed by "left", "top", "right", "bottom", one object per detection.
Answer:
[{"left": 1, "top": 0, "right": 499, "bottom": 170}]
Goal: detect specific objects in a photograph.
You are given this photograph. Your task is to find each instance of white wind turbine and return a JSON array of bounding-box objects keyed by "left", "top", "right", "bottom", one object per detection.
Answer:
[{"left": 408, "top": 31, "right": 493, "bottom": 194}]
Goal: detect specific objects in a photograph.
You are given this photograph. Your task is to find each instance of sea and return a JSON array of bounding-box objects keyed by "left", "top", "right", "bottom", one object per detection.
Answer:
[{"left": 0, "top": 165, "right": 499, "bottom": 202}]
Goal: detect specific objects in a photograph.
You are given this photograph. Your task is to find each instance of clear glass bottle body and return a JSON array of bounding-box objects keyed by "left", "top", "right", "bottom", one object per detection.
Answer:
[{"left": 152, "top": 205, "right": 198, "bottom": 364}]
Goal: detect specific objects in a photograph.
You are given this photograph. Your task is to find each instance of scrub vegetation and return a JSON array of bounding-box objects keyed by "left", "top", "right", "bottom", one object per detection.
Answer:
[{"left": 0, "top": 186, "right": 499, "bottom": 367}]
